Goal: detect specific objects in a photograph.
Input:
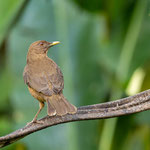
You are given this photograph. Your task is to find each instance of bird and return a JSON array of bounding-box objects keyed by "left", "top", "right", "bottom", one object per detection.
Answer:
[{"left": 23, "top": 40, "right": 77, "bottom": 123}]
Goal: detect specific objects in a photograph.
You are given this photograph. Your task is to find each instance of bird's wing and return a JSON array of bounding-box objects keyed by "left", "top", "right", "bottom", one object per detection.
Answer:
[
  {"left": 23, "top": 65, "right": 64, "bottom": 96},
  {"left": 46, "top": 66, "right": 64, "bottom": 94}
]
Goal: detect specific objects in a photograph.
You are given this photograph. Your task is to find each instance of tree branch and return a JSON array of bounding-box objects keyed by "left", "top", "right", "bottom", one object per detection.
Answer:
[{"left": 1, "top": 89, "right": 150, "bottom": 148}]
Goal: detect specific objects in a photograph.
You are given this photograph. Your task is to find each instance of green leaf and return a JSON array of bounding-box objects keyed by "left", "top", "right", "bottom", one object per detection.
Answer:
[{"left": 0, "top": 0, "right": 25, "bottom": 46}]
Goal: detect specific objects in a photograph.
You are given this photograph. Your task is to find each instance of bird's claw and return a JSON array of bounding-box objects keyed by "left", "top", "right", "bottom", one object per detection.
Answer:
[{"left": 27, "top": 119, "right": 44, "bottom": 125}]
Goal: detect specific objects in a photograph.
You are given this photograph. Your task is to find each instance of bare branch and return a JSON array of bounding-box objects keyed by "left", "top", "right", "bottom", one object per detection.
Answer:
[{"left": 1, "top": 89, "right": 150, "bottom": 148}]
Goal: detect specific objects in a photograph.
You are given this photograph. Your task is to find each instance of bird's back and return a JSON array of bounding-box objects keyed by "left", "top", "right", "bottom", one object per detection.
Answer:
[{"left": 23, "top": 57, "right": 64, "bottom": 96}]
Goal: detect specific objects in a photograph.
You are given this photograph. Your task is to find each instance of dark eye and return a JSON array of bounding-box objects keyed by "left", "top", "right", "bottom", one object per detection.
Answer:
[{"left": 39, "top": 42, "right": 44, "bottom": 46}]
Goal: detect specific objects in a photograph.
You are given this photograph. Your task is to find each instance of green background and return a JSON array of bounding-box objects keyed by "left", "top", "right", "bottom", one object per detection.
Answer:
[{"left": 0, "top": 0, "right": 150, "bottom": 150}]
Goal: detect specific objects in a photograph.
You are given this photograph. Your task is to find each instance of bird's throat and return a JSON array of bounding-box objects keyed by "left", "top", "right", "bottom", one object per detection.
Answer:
[{"left": 27, "top": 52, "right": 47, "bottom": 64}]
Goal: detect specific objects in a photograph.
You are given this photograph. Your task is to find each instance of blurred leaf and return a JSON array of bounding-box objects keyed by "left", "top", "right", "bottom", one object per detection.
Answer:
[
  {"left": 99, "top": 0, "right": 147, "bottom": 150},
  {"left": 122, "top": 125, "right": 150, "bottom": 150},
  {"left": 0, "top": 0, "right": 25, "bottom": 46},
  {"left": 0, "top": 69, "right": 13, "bottom": 110},
  {"left": 0, "top": 117, "right": 13, "bottom": 136},
  {"left": 73, "top": 0, "right": 104, "bottom": 12}
]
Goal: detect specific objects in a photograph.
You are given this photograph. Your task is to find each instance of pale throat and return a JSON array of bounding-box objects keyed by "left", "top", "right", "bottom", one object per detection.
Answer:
[{"left": 27, "top": 51, "right": 47, "bottom": 64}]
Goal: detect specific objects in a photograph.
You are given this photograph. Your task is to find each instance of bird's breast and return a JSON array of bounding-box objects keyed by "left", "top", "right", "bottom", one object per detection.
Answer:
[{"left": 28, "top": 86, "right": 45, "bottom": 102}]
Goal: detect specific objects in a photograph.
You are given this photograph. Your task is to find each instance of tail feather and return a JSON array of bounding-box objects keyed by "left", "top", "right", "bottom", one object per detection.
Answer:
[
  {"left": 46, "top": 99, "right": 56, "bottom": 116},
  {"left": 47, "top": 94, "right": 77, "bottom": 116},
  {"left": 60, "top": 94, "right": 77, "bottom": 114}
]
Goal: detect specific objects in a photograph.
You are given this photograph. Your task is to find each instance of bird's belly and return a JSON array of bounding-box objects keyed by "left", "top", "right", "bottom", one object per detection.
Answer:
[{"left": 28, "top": 86, "right": 45, "bottom": 103}]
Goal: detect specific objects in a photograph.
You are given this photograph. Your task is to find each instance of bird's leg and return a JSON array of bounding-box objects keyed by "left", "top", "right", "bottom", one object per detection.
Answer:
[
  {"left": 28, "top": 102, "right": 45, "bottom": 124},
  {"left": 32, "top": 102, "right": 45, "bottom": 123}
]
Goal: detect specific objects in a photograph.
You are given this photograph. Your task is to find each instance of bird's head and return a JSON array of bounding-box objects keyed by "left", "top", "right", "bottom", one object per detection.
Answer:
[{"left": 28, "top": 40, "right": 60, "bottom": 55}]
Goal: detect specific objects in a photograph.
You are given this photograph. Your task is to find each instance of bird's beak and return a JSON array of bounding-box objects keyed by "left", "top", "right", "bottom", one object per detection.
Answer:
[{"left": 49, "top": 41, "right": 60, "bottom": 47}]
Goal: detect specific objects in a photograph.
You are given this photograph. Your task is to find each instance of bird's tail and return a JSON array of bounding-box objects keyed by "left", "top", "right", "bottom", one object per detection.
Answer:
[{"left": 46, "top": 93, "right": 77, "bottom": 116}]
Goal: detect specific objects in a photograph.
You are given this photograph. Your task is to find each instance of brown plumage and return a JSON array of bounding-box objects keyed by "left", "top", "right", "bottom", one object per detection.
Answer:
[{"left": 23, "top": 40, "right": 77, "bottom": 123}]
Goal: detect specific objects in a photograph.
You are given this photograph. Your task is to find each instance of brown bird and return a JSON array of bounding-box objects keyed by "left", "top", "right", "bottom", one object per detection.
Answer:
[{"left": 23, "top": 40, "right": 77, "bottom": 123}]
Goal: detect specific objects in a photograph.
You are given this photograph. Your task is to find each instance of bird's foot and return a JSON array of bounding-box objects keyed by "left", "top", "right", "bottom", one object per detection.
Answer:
[{"left": 27, "top": 119, "right": 44, "bottom": 125}]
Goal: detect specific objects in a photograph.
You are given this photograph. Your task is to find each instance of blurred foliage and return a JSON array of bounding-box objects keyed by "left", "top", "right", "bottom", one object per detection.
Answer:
[
  {"left": 0, "top": 0, "right": 150, "bottom": 150},
  {"left": 0, "top": 0, "right": 25, "bottom": 46}
]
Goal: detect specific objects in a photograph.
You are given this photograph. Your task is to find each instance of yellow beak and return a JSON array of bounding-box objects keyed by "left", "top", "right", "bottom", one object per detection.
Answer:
[{"left": 50, "top": 41, "right": 60, "bottom": 47}]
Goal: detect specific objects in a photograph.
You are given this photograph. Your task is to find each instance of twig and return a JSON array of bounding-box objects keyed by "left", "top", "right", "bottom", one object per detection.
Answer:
[{"left": 1, "top": 89, "right": 150, "bottom": 148}]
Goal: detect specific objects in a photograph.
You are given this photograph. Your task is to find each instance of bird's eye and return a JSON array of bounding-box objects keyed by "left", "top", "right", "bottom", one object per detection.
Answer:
[{"left": 39, "top": 42, "right": 44, "bottom": 46}]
